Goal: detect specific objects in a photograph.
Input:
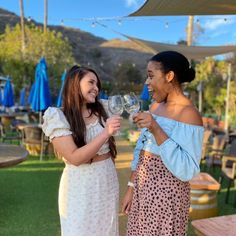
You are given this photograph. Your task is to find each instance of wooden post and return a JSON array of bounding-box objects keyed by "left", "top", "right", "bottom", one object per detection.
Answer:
[{"left": 187, "top": 15, "right": 194, "bottom": 46}]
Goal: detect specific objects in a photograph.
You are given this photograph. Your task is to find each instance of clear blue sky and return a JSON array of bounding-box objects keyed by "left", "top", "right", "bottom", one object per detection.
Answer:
[{"left": 0, "top": 0, "right": 236, "bottom": 46}]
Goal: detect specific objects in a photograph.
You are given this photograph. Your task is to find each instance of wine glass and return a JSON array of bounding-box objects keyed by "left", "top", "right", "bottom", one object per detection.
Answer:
[
  {"left": 108, "top": 95, "right": 123, "bottom": 135},
  {"left": 123, "top": 92, "right": 140, "bottom": 115}
]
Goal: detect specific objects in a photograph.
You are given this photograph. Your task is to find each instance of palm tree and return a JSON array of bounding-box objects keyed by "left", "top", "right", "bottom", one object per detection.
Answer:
[
  {"left": 19, "top": 0, "right": 26, "bottom": 53},
  {"left": 44, "top": 0, "right": 48, "bottom": 34}
]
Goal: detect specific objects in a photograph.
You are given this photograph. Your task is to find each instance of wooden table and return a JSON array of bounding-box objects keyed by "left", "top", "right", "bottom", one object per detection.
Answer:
[
  {"left": 0, "top": 144, "right": 28, "bottom": 168},
  {"left": 189, "top": 173, "right": 220, "bottom": 220},
  {"left": 16, "top": 123, "right": 41, "bottom": 131},
  {"left": 0, "top": 112, "right": 28, "bottom": 127},
  {"left": 192, "top": 214, "right": 236, "bottom": 236}
]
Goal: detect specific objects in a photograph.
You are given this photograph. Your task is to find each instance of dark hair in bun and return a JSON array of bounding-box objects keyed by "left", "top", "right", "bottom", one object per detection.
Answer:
[{"left": 149, "top": 51, "right": 195, "bottom": 83}]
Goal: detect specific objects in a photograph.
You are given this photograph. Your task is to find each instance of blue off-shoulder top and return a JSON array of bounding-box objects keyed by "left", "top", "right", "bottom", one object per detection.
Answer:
[{"left": 131, "top": 114, "right": 204, "bottom": 182}]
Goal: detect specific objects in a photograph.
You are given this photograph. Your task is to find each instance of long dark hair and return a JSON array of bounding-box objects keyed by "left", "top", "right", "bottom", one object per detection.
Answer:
[{"left": 62, "top": 65, "right": 117, "bottom": 159}]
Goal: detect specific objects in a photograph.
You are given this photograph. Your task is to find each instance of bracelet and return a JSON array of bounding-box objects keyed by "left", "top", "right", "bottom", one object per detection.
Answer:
[{"left": 127, "top": 181, "right": 134, "bottom": 188}]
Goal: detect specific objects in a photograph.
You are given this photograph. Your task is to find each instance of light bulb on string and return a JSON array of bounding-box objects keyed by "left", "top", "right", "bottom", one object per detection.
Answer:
[{"left": 91, "top": 22, "right": 96, "bottom": 28}]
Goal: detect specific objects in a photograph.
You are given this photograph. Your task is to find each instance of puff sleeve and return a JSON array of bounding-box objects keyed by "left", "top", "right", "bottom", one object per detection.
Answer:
[{"left": 42, "top": 107, "right": 72, "bottom": 142}]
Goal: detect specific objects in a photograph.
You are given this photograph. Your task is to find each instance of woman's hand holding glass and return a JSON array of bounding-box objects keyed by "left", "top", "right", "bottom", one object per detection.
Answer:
[
  {"left": 104, "top": 116, "right": 122, "bottom": 137},
  {"left": 133, "top": 112, "right": 155, "bottom": 131},
  {"left": 108, "top": 95, "right": 123, "bottom": 135}
]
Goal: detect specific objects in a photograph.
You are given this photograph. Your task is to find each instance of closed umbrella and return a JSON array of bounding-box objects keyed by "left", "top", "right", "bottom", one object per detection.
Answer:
[
  {"left": 31, "top": 57, "right": 51, "bottom": 115},
  {"left": 28, "top": 83, "right": 35, "bottom": 105},
  {"left": 30, "top": 57, "right": 52, "bottom": 161},
  {"left": 19, "top": 88, "right": 26, "bottom": 107},
  {"left": 140, "top": 84, "right": 150, "bottom": 101},
  {"left": 56, "top": 71, "right": 66, "bottom": 108},
  {"left": 0, "top": 88, "right": 2, "bottom": 106},
  {"left": 3, "top": 79, "right": 14, "bottom": 108},
  {"left": 140, "top": 84, "right": 150, "bottom": 111}
]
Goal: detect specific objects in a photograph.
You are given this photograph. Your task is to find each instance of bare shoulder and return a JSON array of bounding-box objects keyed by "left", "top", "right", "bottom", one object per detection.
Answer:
[
  {"left": 149, "top": 102, "right": 161, "bottom": 113},
  {"left": 178, "top": 105, "right": 203, "bottom": 126}
]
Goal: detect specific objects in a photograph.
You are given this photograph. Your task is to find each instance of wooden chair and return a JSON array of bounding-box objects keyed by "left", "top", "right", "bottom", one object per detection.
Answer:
[
  {"left": 219, "top": 139, "right": 236, "bottom": 207},
  {"left": 22, "top": 126, "right": 49, "bottom": 156},
  {"left": 200, "top": 129, "right": 212, "bottom": 165},
  {"left": 206, "top": 134, "right": 228, "bottom": 170},
  {"left": 0, "top": 120, "right": 21, "bottom": 144}
]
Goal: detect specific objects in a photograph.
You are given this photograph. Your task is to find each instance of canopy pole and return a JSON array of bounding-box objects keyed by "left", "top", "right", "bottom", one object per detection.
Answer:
[
  {"left": 187, "top": 16, "right": 194, "bottom": 46},
  {"left": 39, "top": 111, "right": 44, "bottom": 161}
]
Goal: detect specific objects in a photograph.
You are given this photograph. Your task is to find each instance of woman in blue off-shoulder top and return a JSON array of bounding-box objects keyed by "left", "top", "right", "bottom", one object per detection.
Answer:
[{"left": 122, "top": 51, "right": 204, "bottom": 236}]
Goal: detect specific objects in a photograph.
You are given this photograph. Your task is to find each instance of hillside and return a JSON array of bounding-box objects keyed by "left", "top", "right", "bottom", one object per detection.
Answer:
[{"left": 0, "top": 8, "right": 153, "bottom": 82}]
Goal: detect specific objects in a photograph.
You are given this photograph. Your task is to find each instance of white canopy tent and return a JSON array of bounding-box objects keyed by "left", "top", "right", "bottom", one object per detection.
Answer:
[
  {"left": 129, "top": 0, "right": 236, "bottom": 16},
  {"left": 127, "top": 36, "right": 236, "bottom": 60}
]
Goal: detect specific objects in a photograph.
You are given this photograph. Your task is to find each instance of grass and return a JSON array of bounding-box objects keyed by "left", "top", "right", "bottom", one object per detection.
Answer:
[
  {"left": 0, "top": 148, "right": 236, "bottom": 235},
  {"left": 0, "top": 156, "right": 63, "bottom": 236}
]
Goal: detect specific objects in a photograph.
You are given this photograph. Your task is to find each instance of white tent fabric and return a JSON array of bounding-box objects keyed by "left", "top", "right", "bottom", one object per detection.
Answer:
[
  {"left": 127, "top": 36, "right": 236, "bottom": 60},
  {"left": 129, "top": 0, "right": 236, "bottom": 16}
]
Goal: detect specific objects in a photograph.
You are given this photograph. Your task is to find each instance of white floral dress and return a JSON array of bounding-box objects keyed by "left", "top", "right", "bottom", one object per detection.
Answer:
[{"left": 42, "top": 107, "right": 119, "bottom": 236}]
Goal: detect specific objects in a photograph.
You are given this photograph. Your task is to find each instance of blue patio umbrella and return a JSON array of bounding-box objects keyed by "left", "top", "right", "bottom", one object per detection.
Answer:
[
  {"left": 140, "top": 84, "right": 150, "bottom": 111},
  {"left": 56, "top": 71, "right": 67, "bottom": 108},
  {"left": 30, "top": 57, "right": 51, "bottom": 161},
  {"left": 31, "top": 57, "right": 51, "bottom": 113},
  {"left": 99, "top": 90, "right": 108, "bottom": 100},
  {"left": 19, "top": 87, "right": 26, "bottom": 106},
  {"left": 140, "top": 84, "right": 150, "bottom": 101},
  {"left": 3, "top": 79, "right": 14, "bottom": 107},
  {"left": 0, "top": 88, "right": 2, "bottom": 106},
  {"left": 99, "top": 90, "right": 105, "bottom": 99},
  {"left": 27, "top": 83, "right": 35, "bottom": 105}
]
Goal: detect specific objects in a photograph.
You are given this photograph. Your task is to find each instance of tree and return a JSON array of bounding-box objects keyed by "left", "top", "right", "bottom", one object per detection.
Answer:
[
  {"left": 0, "top": 24, "right": 74, "bottom": 98},
  {"left": 187, "top": 57, "right": 236, "bottom": 126}
]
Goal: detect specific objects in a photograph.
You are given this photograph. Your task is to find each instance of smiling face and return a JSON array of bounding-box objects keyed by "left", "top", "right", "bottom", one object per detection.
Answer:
[
  {"left": 80, "top": 72, "right": 99, "bottom": 104},
  {"left": 146, "top": 61, "right": 173, "bottom": 103}
]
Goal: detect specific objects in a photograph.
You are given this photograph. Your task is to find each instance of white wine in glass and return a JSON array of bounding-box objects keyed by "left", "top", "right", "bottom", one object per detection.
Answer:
[
  {"left": 123, "top": 92, "right": 140, "bottom": 115},
  {"left": 108, "top": 95, "right": 123, "bottom": 135}
]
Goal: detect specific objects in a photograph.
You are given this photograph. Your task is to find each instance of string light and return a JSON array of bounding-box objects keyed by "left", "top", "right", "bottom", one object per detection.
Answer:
[
  {"left": 91, "top": 22, "right": 96, "bottom": 28},
  {"left": 0, "top": 14, "right": 232, "bottom": 26}
]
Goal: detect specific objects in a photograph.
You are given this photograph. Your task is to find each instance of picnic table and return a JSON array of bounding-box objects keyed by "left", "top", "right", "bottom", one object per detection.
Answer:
[
  {"left": 0, "top": 143, "right": 28, "bottom": 168},
  {"left": 192, "top": 214, "right": 236, "bottom": 236}
]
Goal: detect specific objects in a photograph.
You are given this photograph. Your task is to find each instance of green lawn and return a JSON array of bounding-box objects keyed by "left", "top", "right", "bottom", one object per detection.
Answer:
[
  {"left": 0, "top": 156, "right": 236, "bottom": 236},
  {"left": 0, "top": 156, "right": 63, "bottom": 236}
]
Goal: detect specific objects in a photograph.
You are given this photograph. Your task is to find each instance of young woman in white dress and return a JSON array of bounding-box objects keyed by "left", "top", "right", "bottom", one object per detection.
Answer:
[{"left": 42, "top": 65, "right": 121, "bottom": 236}]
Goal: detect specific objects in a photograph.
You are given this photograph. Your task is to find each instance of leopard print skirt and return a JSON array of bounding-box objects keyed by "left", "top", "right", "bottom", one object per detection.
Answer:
[{"left": 127, "top": 150, "right": 190, "bottom": 236}]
